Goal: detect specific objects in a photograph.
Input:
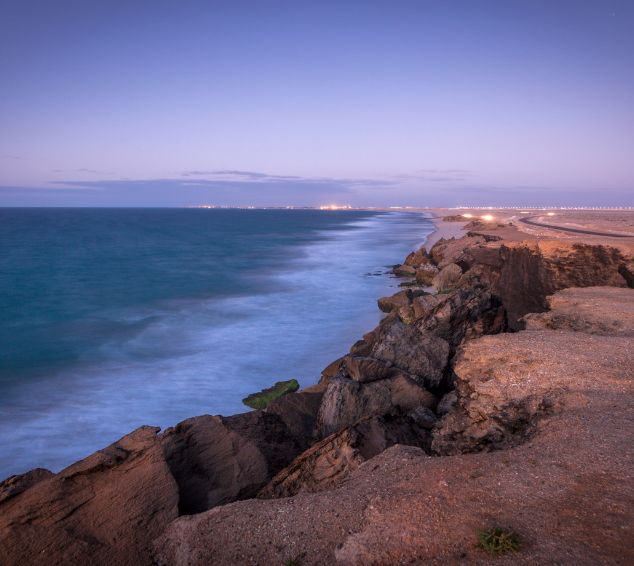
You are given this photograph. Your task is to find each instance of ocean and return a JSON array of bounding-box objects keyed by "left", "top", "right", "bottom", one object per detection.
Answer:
[{"left": 0, "top": 208, "right": 433, "bottom": 478}]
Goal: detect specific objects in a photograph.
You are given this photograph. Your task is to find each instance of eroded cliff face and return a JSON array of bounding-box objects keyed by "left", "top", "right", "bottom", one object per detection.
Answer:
[
  {"left": 1, "top": 224, "right": 632, "bottom": 566},
  {"left": 464, "top": 240, "right": 631, "bottom": 327}
]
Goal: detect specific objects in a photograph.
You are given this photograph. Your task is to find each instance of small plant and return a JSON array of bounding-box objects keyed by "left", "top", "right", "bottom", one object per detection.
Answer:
[
  {"left": 284, "top": 559, "right": 300, "bottom": 566},
  {"left": 477, "top": 527, "right": 521, "bottom": 555}
]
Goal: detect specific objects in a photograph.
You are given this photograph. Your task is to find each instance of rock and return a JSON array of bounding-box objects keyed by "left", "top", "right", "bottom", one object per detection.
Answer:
[
  {"left": 160, "top": 411, "right": 300, "bottom": 515},
  {"left": 258, "top": 414, "right": 432, "bottom": 499},
  {"left": 522, "top": 286, "right": 634, "bottom": 336},
  {"left": 0, "top": 468, "right": 53, "bottom": 505},
  {"left": 429, "top": 235, "right": 485, "bottom": 268},
  {"left": 258, "top": 425, "right": 366, "bottom": 499},
  {"left": 432, "top": 331, "right": 562, "bottom": 455},
  {"left": 320, "top": 356, "right": 345, "bottom": 384},
  {"left": 343, "top": 355, "right": 394, "bottom": 383},
  {"left": 404, "top": 247, "right": 430, "bottom": 268},
  {"left": 392, "top": 264, "right": 417, "bottom": 277},
  {"left": 0, "top": 426, "right": 179, "bottom": 566},
  {"left": 266, "top": 385, "right": 324, "bottom": 449},
  {"left": 436, "top": 391, "right": 457, "bottom": 416},
  {"left": 367, "top": 316, "right": 450, "bottom": 389},
  {"left": 415, "top": 263, "right": 438, "bottom": 285},
  {"left": 378, "top": 290, "right": 410, "bottom": 313},
  {"left": 378, "top": 289, "right": 429, "bottom": 316},
  {"left": 442, "top": 214, "right": 468, "bottom": 222},
  {"left": 411, "top": 293, "right": 441, "bottom": 319},
  {"left": 407, "top": 406, "right": 438, "bottom": 429},
  {"left": 432, "top": 263, "right": 463, "bottom": 292},
  {"left": 316, "top": 374, "right": 436, "bottom": 437}
]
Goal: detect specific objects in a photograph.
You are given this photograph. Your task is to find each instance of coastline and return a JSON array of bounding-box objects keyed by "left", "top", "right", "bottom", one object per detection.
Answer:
[
  {"left": 422, "top": 212, "right": 468, "bottom": 248},
  {"left": 0, "top": 209, "right": 432, "bottom": 479},
  {"left": 1, "top": 211, "right": 632, "bottom": 565}
]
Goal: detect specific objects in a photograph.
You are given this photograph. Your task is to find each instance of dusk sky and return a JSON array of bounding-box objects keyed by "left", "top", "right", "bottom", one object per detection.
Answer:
[{"left": 1, "top": 0, "right": 633, "bottom": 207}]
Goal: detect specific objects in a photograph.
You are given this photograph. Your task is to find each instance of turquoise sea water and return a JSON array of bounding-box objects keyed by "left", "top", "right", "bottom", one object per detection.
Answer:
[{"left": 0, "top": 208, "right": 433, "bottom": 477}]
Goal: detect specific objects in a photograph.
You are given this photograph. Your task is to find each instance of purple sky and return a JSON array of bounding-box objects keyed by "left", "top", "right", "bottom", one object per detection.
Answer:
[{"left": 1, "top": 0, "right": 633, "bottom": 207}]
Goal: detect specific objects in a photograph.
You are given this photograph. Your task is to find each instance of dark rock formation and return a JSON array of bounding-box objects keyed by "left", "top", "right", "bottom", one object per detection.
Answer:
[
  {"left": 316, "top": 374, "right": 436, "bottom": 437},
  {"left": 265, "top": 385, "right": 324, "bottom": 449},
  {"left": 259, "top": 413, "right": 431, "bottom": 499},
  {"left": 161, "top": 411, "right": 300, "bottom": 515}
]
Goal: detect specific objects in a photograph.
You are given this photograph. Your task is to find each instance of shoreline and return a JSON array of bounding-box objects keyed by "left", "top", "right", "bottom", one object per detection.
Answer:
[
  {"left": 1, "top": 211, "right": 632, "bottom": 565},
  {"left": 421, "top": 212, "right": 468, "bottom": 248},
  {"left": 0, "top": 209, "right": 433, "bottom": 479}
]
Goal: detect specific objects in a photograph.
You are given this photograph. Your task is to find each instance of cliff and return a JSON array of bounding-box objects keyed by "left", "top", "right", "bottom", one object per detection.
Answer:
[{"left": 1, "top": 221, "right": 633, "bottom": 565}]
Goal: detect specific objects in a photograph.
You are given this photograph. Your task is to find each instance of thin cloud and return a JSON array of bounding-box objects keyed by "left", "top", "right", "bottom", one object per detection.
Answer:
[{"left": 181, "top": 169, "right": 301, "bottom": 181}]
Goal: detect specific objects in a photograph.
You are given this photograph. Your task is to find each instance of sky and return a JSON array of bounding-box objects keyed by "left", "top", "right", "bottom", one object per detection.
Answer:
[{"left": 1, "top": 0, "right": 633, "bottom": 207}]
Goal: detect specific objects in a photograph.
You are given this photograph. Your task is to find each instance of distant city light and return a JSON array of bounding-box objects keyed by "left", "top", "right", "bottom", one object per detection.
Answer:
[
  {"left": 481, "top": 214, "right": 495, "bottom": 221},
  {"left": 546, "top": 212, "right": 556, "bottom": 216},
  {"left": 463, "top": 213, "right": 473, "bottom": 218},
  {"left": 319, "top": 204, "right": 352, "bottom": 210}
]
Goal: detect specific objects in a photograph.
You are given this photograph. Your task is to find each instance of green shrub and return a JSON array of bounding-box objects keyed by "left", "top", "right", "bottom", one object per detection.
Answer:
[{"left": 477, "top": 527, "right": 521, "bottom": 555}]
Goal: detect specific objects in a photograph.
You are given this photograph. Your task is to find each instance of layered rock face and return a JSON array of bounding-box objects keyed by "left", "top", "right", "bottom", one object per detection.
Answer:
[
  {"left": 464, "top": 239, "right": 632, "bottom": 327},
  {"left": 0, "top": 427, "right": 179, "bottom": 566}
]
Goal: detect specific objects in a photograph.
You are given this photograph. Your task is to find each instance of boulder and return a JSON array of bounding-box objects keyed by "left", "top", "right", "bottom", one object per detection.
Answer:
[
  {"left": 415, "top": 264, "right": 438, "bottom": 285},
  {"left": 160, "top": 411, "right": 300, "bottom": 515},
  {"left": 429, "top": 235, "right": 485, "bottom": 268},
  {"left": 0, "top": 427, "right": 179, "bottom": 566},
  {"left": 377, "top": 290, "right": 410, "bottom": 313},
  {"left": 404, "top": 247, "right": 430, "bottom": 268},
  {"left": 392, "top": 264, "right": 417, "bottom": 277},
  {"left": 316, "top": 374, "right": 436, "bottom": 437},
  {"left": 432, "top": 263, "right": 463, "bottom": 292},
  {"left": 343, "top": 355, "right": 394, "bottom": 383},
  {"left": 367, "top": 316, "right": 450, "bottom": 389}
]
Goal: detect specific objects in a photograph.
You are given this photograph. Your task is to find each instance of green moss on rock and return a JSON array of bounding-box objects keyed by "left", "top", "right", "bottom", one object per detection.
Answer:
[{"left": 242, "top": 379, "right": 300, "bottom": 410}]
